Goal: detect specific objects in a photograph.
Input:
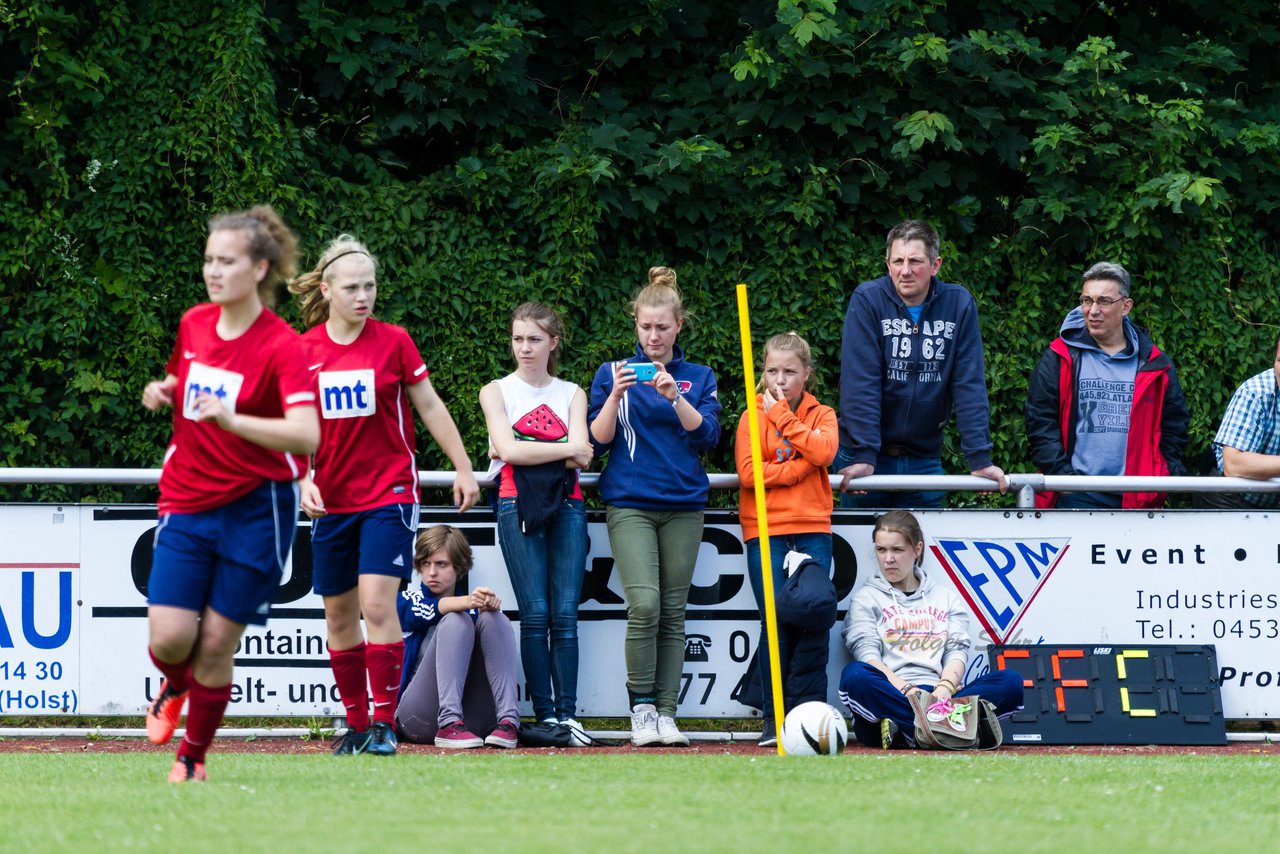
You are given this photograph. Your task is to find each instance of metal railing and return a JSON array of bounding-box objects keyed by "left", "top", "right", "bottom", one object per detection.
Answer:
[
  {"left": 2, "top": 466, "right": 1275, "bottom": 738},
  {"left": 2, "top": 468, "right": 1279, "bottom": 509}
]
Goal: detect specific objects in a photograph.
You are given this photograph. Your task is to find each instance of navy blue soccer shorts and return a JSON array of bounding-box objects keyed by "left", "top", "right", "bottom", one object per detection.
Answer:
[
  {"left": 148, "top": 479, "right": 300, "bottom": 626},
  {"left": 309, "top": 502, "right": 419, "bottom": 597}
]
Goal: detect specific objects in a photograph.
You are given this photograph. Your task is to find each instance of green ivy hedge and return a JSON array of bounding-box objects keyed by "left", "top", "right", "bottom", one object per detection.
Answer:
[{"left": 2, "top": 1, "right": 1278, "bottom": 506}]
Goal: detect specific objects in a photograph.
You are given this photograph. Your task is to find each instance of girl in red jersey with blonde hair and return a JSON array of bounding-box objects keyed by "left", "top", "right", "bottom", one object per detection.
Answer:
[
  {"left": 290, "top": 235, "right": 479, "bottom": 756},
  {"left": 142, "top": 205, "right": 320, "bottom": 783}
]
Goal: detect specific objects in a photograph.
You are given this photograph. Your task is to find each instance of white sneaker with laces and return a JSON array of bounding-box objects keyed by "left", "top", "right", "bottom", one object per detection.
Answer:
[
  {"left": 561, "top": 718, "right": 591, "bottom": 747},
  {"left": 630, "top": 704, "right": 661, "bottom": 747},
  {"left": 657, "top": 715, "right": 689, "bottom": 747}
]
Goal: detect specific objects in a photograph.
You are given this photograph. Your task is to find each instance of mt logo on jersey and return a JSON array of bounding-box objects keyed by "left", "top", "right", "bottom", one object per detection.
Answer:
[{"left": 514, "top": 403, "right": 568, "bottom": 442}]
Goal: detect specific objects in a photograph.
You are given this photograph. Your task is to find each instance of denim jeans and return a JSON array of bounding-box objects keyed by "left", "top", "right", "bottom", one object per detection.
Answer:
[
  {"left": 834, "top": 445, "right": 945, "bottom": 509},
  {"left": 745, "top": 533, "right": 833, "bottom": 719},
  {"left": 496, "top": 497, "right": 587, "bottom": 721}
]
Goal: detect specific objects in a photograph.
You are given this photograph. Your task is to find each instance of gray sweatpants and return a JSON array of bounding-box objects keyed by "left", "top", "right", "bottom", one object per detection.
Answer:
[{"left": 395, "top": 610, "right": 521, "bottom": 743}]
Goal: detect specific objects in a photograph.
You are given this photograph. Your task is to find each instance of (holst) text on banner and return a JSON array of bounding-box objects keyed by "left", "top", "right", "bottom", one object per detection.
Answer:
[{"left": 2, "top": 505, "right": 1277, "bottom": 718}]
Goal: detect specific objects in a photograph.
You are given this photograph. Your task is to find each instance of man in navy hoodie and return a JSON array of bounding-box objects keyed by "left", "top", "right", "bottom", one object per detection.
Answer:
[
  {"left": 836, "top": 220, "right": 1007, "bottom": 508},
  {"left": 1024, "top": 261, "right": 1189, "bottom": 509}
]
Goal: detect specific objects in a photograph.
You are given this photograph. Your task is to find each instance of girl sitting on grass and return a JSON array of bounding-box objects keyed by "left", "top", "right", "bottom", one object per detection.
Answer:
[
  {"left": 838, "top": 510, "right": 1023, "bottom": 748},
  {"left": 395, "top": 525, "right": 521, "bottom": 749}
]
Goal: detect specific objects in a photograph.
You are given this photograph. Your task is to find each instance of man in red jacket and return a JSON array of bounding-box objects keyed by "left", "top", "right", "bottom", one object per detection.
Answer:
[{"left": 1024, "top": 262, "right": 1189, "bottom": 509}]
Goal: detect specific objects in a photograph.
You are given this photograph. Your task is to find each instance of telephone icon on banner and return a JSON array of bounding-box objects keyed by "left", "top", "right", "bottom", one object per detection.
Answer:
[{"left": 684, "top": 634, "right": 712, "bottom": 662}]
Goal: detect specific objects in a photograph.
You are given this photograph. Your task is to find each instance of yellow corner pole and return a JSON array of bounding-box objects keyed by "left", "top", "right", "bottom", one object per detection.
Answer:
[{"left": 736, "top": 283, "right": 786, "bottom": 756}]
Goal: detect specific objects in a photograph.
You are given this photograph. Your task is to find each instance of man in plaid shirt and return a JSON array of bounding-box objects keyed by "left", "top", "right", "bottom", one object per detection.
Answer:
[{"left": 1210, "top": 334, "right": 1280, "bottom": 508}]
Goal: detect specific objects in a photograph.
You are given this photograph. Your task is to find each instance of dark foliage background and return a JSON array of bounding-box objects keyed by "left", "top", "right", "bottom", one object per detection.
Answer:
[{"left": 3, "top": 1, "right": 1278, "bottom": 505}]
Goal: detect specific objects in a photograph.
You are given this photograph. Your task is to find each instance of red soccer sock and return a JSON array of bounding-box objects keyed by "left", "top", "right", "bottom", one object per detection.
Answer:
[
  {"left": 148, "top": 647, "right": 192, "bottom": 694},
  {"left": 366, "top": 641, "right": 404, "bottom": 726},
  {"left": 177, "top": 677, "right": 232, "bottom": 765},
  {"left": 329, "top": 643, "right": 370, "bottom": 731}
]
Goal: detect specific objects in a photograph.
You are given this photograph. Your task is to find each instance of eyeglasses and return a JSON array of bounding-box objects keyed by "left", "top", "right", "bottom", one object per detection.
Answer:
[{"left": 1080, "top": 296, "right": 1126, "bottom": 309}]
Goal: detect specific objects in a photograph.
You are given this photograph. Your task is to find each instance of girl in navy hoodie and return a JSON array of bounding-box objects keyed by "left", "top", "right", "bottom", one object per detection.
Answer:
[{"left": 588, "top": 267, "right": 720, "bottom": 746}]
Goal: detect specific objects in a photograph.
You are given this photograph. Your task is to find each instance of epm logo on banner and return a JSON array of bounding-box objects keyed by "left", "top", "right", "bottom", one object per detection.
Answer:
[{"left": 931, "top": 538, "right": 1070, "bottom": 644}]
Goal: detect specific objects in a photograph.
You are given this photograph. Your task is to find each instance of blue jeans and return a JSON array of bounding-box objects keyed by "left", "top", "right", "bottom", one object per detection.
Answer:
[
  {"left": 746, "top": 533, "right": 833, "bottom": 718},
  {"left": 834, "top": 445, "right": 945, "bottom": 509},
  {"left": 496, "top": 497, "right": 587, "bottom": 721}
]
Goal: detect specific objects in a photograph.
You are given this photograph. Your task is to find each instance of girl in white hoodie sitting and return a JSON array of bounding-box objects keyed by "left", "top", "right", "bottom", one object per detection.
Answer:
[{"left": 838, "top": 510, "right": 1023, "bottom": 748}]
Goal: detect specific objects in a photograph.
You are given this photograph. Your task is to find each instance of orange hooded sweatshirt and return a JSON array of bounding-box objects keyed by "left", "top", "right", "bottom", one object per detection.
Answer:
[{"left": 735, "top": 391, "right": 838, "bottom": 541}]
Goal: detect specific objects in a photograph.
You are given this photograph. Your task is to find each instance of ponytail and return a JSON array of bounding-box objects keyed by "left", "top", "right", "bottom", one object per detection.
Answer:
[
  {"left": 207, "top": 205, "right": 299, "bottom": 308},
  {"left": 288, "top": 235, "right": 377, "bottom": 328}
]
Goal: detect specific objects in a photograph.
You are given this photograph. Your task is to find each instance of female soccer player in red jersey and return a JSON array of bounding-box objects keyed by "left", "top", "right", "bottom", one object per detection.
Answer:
[
  {"left": 290, "top": 236, "right": 480, "bottom": 756},
  {"left": 141, "top": 206, "right": 320, "bottom": 783}
]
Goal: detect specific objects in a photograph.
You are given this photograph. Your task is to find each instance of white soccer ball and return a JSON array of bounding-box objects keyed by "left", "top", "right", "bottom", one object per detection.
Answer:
[{"left": 780, "top": 702, "right": 849, "bottom": 756}]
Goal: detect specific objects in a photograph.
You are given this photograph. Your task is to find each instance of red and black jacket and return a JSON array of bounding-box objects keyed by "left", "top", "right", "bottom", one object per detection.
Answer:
[{"left": 1024, "top": 326, "right": 1189, "bottom": 508}]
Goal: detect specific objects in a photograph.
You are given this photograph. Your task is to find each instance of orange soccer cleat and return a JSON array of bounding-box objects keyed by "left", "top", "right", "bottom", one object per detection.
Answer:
[
  {"left": 167, "top": 756, "right": 207, "bottom": 783},
  {"left": 146, "top": 679, "right": 189, "bottom": 745}
]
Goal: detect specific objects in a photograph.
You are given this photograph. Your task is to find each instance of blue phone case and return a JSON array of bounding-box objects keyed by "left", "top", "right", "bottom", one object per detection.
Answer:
[{"left": 631, "top": 362, "right": 657, "bottom": 381}]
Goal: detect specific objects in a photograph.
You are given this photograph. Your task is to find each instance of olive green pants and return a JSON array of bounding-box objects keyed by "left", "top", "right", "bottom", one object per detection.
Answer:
[{"left": 605, "top": 506, "right": 704, "bottom": 716}]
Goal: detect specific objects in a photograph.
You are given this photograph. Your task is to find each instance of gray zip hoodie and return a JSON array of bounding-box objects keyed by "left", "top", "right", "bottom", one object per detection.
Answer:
[
  {"left": 1059, "top": 307, "right": 1139, "bottom": 477},
  {"left": 841, "top": 560, "right": 973, "bottom": 687}
]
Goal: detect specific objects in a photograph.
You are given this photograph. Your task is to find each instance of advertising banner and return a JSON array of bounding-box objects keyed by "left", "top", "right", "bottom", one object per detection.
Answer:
[{"left": 1, "top": 505, "right": 1276, "bottom": 719}]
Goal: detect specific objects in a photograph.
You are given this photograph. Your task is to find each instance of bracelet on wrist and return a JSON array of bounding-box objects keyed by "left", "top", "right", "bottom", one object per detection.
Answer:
[{"left": 670, "top": 395, "right": 680, "bottom": 407}]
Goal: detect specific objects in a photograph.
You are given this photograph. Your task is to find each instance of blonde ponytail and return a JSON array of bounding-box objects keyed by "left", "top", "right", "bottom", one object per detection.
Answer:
[{"left": 288, "top": 235, "right": 377, "bottom": 329}]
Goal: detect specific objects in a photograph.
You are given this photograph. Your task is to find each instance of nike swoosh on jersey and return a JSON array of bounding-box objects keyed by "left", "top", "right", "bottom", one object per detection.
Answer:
[
  {"left": 308, "top": 363, "right": 324, "bottom": 371},
  {"left": 184, "top": 351, "right": 198, "bottom": 359}
]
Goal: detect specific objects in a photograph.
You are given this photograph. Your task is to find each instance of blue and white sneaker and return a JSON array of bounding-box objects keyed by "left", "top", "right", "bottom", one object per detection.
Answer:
[{"left": 366, "top": 721, "right": 398, "bottom": 756}]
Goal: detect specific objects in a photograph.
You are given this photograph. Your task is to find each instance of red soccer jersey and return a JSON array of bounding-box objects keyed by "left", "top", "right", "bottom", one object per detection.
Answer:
[
  {"left": 158, "top": 304, "right": 317, "bottom": 514},
  {"left": 302, "top": 318, "right": 429, "bottom": 512}
]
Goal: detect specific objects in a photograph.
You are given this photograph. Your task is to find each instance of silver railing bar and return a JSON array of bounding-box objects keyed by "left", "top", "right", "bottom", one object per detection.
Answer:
[{"left": 3, "top": 467, "right": 1278, "bottom": 513}]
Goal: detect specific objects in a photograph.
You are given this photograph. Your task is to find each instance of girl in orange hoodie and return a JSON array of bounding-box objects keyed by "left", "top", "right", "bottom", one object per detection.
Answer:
[{"left": 735, "top": 332, "right": 838, "bottom": 747}]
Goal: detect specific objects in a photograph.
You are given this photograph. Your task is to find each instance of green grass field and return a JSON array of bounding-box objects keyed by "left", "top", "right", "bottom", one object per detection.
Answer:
[{"left": 1, "top": 752, "right": 1277, "bottom": 852}]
